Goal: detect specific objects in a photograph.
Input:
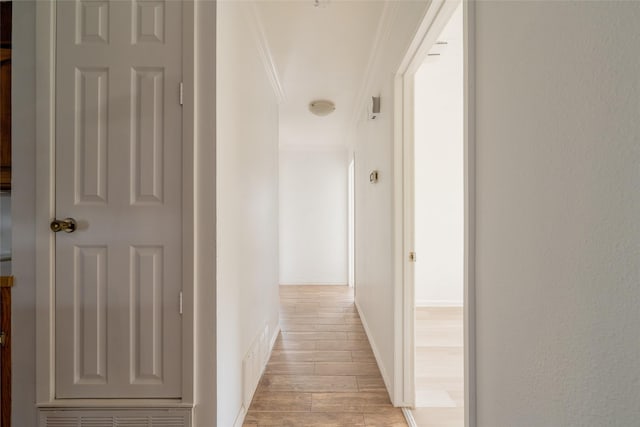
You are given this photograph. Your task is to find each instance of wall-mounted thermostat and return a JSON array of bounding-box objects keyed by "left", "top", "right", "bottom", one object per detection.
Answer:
[{"left": 369, "top": 170, "right": 379, "bottom": 183}]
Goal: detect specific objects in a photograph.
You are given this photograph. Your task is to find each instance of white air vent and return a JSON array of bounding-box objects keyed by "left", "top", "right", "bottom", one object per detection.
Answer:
[
  {"left": 42, "top": 417, "right": 78, "bottom": 427},
  {"left": 40, "top": 410, "right": 191, "bottom": 427},
  {"left": 242, "top": 342, "right": 261, "bottom": 409},
  {"left": 81, "top": 417, "right": 112, "bottom": 427},
  {"left": 242, "top": 323, "right": 274, "bottom": 409}
]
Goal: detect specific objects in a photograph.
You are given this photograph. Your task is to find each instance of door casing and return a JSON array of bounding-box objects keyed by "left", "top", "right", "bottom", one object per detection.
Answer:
[
  {"left": 34, "top": 0, "right": 208, "bottom": 410},
  {"left": 392, "top": 0, "right": 476, "bottom": 425}
]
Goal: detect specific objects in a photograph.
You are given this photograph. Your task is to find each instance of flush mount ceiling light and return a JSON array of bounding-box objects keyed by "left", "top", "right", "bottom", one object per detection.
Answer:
[{"left": 309, "top": 100, "right": 336, "bottom": 117}]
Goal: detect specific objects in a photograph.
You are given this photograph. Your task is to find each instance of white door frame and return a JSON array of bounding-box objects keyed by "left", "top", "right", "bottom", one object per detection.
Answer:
[
  {"left": 348, "top": 154, "right": 355, "bottom": 288},
  {"left": 34, "top": 1, "right": 216, "bottom": 416},
  {"left": 393, "top": 0, "right": 476, "bottom": 424}
]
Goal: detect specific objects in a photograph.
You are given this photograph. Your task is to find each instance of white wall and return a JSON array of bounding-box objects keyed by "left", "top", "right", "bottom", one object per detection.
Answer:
[
  {"left": 352, "top": 1, "right": 429, "bottom": 399},
  {"left": 475, "top": 2, "right": 640, "bottom": 425},
  {"left": 193, "top": 1, "right": 218, "bottom": 424},
  {"left": 12, "top": 1, "right": 37, "bottom": 424},
  {"left": 414, "top": 5, "right": 463, "bottom": 307},
  {"left": 216, "top": 2, "right": 280, "bottom": 426},
  {"left": 279, "top": 148, "right": 348, "bottom": 285}
]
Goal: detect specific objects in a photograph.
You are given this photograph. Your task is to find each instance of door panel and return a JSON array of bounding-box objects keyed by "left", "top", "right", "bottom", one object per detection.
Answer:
[
  {"left": 74, "top": 245, "right": 108, "bottom": 386},
  {"left": 55, "top": 0, "right": 182, "bottom": 399}
]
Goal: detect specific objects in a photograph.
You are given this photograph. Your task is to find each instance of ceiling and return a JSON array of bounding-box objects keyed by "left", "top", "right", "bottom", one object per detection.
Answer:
[{"left": 254, "top": 0, "right": 385, "bottom": 149}]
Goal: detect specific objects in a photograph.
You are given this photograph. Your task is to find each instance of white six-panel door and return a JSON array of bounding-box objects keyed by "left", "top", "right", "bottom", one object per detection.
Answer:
[{"left": 55, "top": 0, "right": 183, "bottom": 398}]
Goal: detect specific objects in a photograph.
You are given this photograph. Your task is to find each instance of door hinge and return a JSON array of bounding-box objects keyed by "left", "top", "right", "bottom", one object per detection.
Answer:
[
  {"left": 409, "top": 252, "right": 417, "bottom": 262},
  {"left": 179, "top": 291, "right": 183, "bottom": 315},
  {"left": 0, "top": 331, "right": 5, "bottom": 346},
  {"left": 179, "top": 82, "right": 184, "bottom": 106}
]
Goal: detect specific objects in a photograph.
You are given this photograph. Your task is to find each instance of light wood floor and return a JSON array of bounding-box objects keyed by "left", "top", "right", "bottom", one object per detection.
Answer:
[
  {"left": 411, "top": 307, "right": 464, "bottom": 427},
  {"left": 244, "top": 285, "right": 407, "bottom": 427}
]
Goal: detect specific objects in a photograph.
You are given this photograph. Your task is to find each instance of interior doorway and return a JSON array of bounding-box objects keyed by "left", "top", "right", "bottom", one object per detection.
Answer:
[
  {"left": 348, "top": 155, "right": 355, "bottom": 288},
  {"left": 395, "top": 0, "right": 473, "bottom": 425},
  {"left": 412, "top": 3, "right": 464, "bottom": 424}
]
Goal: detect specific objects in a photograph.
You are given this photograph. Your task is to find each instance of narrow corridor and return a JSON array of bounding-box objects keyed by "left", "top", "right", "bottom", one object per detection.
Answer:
[{"left": 244, "top": 286, "right": 407, "bottom": 426}]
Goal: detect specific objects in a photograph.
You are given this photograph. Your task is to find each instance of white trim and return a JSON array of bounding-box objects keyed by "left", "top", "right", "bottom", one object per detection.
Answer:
[
  {"left": 402, "top": 70, "right": 417, "bottom": 408},
  {"left": 416, "top": 300, "right": 464, "bottom": 308},
  {"left": 232, "top": 405, "right": 248, "bottom": 427},
  {"left": 280, "top": 282, "right": 349, "bottom": 286},
  {"left": 355, "top": 301, "right": 393, "bottom": 402},
  {"left": 193, "top": 1, "right": 218, "bottom": 425},
  {"left": 392, "top": 67, "right": 407, "bottom": 408},
  {"left": 397, "top": 0, "right": 460, "bottom": 78},
  {"left": 348, "top": 156, "right": 355, "bottom": 288},
  {"left": 35, "top": 0, "right": 198, "bottom": 411},
  {"left": 402, "top": 408, "right": 419, "bottom": 427},
  {"left": 182, "top": 0, "right": 196, "bottom": 405},
  {"left": 35, "top": 0, "right": 56, "bottom": 404},
  {"left": 393, "top": 0, "right": 476, "bottom": 425},
  {"left": 37, "top": 400, "right": 191, "bottom": 409},
  {"left": 269, "top": 325, "right": 281, "bottom": 353},
  {"left": 242, "top": 3, "right": 286, "bottom": 104},
  {"left": 463, "top": 1, "right": 477, "bottom": 425},
  {"left": 232, "top": 324, "right": 281, "bottom": 427}
]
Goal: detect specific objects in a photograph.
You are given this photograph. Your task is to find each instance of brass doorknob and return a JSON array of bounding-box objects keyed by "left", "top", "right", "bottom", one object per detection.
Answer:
[{"left": 50, "top": 218, "right": 77, "bottom": 233}]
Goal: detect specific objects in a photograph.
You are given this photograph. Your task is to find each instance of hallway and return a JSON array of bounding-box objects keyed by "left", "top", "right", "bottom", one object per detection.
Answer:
[{"left": 244, "top": 286, "right": 407, "bottom": 426}]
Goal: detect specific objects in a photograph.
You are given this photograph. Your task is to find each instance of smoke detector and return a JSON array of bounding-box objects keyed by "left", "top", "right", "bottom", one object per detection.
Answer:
[{"left": 309, "top": 100, "right": 336, "bottom": 117}]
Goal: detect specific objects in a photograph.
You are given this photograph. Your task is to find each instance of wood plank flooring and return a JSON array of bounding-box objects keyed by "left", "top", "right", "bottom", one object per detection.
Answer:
[
  {"left": 411, "top": 307, "right": 464, "bottom": 427},
  {"left": 244, "top": 285, "right": 407, "bottom": 427}
]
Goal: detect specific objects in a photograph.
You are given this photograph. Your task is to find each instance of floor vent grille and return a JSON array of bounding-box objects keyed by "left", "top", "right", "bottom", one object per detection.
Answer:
[{"left": 40, "top": 410, "right": 191, "bottom": 427}]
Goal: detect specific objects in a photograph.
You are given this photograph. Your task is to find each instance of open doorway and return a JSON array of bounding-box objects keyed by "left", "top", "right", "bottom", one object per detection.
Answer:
[
  {"left": 412, "top": 3, "right": 464, "bottom": 424},
  {"left": 348, "top": 154, "right": 355, "bottom": 288},
  {"left": 396, "top": 0, "right": 472, "bottom": 425}
]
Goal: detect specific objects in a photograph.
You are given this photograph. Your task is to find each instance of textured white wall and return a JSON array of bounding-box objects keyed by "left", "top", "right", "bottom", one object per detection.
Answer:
[
  {"left": 414, "top": 4, "right": 463, "bottom": 306},
  {"left": 216, "top": 2, "right": 280, "bottom": 426},
  {"left": 12, "top": 1, "right": 37, "bottom": 424},
  {"left": 279, "top": 148, "right": 348, "bottom": 285},
  {"left": 475, "top": 2, "right": 640, "bottom": 425}
]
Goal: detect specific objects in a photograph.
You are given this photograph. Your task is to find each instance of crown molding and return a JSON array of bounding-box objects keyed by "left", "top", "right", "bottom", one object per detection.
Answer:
[{"left": 242, "top": 2, "right": 287, "bottom": 104}]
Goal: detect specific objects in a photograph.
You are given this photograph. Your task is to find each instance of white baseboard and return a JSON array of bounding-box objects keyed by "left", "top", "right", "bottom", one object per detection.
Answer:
[
  {"left": 354, "top": 300, "right": 393, "bottom": 400},
  {"left": 269, "top": 324, "right": 281, "bottom": 353},
  {"left": 232, "top": 405, "right": 247, "bottom": 427},
  {"left": 415, "top": 299, "right": 463, "bottom": 307},
  {"left": 402, "top": 407, "right": 418, "bottom": 427},
  {"left": 233, "top": 323, "right": 281, "bottom": 427},
  {"left": 280, "top": 282, "right": 349, "bottom": 286}
]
